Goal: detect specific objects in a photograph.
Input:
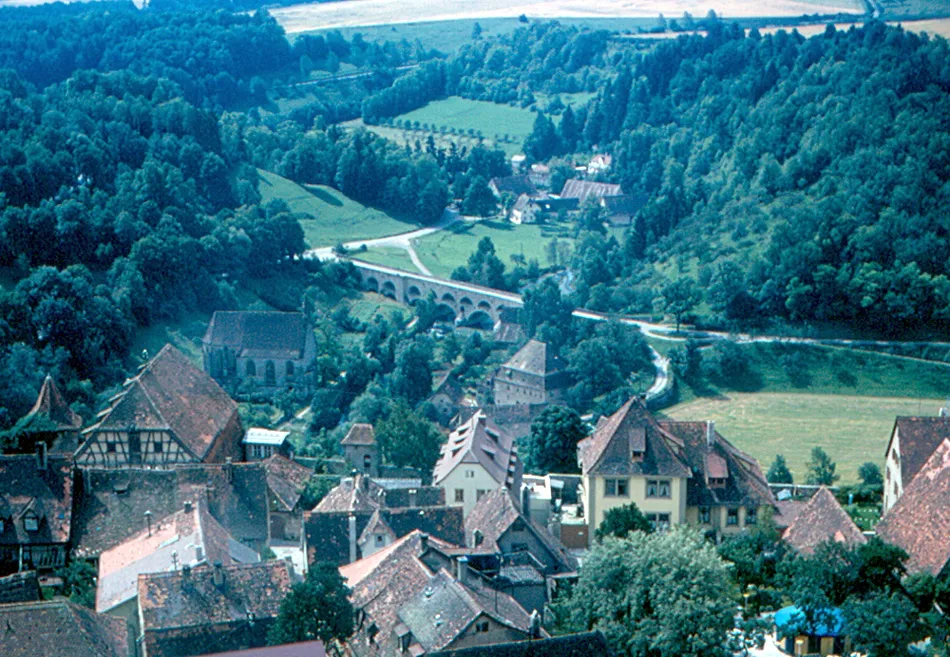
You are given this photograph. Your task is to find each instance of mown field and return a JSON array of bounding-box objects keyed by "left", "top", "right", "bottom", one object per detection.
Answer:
[
  {"left": 257, "top": 169, "right": 419, "bottom": 246},
  {"left": 662, "top": 341, "right": 950, "bottom": 482}
]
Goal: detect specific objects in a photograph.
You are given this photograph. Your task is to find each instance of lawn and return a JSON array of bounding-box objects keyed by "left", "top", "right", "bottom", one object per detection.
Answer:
[
  {"left": 407, "top": 218, "right": 579, "bottom": 278},
  {"left": 257, "top": 169, "right": 419, "bottom": 247},
  {"left": 344, "top": 119, "right": 522, "bottom": 156},
  {"left": 664, "top": 393, "right": 942, "bottom": 485},
  {"left": 343, "top": 292, "right": 407, "bottom": 324},
  {"left": 351, "top": 248, "right": 419, "bottom": 273},
  {"left": 397, "top": 97, "right": 538, "bottom": 142}
]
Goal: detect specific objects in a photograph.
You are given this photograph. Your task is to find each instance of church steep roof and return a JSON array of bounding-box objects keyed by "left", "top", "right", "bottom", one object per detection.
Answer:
[
  {"left": 203, "top": 311, "right": 310, "bottom": 359},
  {"left": 20, "top": 375, "right": 82, "bottom": 432}
]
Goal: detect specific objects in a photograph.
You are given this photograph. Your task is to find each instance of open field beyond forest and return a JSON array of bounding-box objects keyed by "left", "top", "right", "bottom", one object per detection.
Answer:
[
  {"left": 666, "top": 393, "right": 944, "bottom": 485},
  {"left": 257, "top": 169, "right": 420, "bottom": 246},
  {"left": 271, "top": 0, "right": 864, "bottom": 34}
]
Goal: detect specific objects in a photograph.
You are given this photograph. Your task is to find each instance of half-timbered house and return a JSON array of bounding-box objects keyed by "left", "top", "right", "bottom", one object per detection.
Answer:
[{"left": 74, "top": 345, "right": 243, "bottom": 468}]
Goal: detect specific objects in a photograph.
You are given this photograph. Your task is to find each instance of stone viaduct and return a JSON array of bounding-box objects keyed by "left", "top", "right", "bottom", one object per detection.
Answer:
[{"left": 351, "top": 260, "right": 522, "bottom": 326}]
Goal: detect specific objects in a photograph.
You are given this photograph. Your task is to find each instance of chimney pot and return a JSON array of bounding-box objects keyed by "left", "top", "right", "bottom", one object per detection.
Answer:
[
  {"left": 213, "top": 561, "right": 225, "bottom": 587},
  {"left": 184, "top": 500, "right": 193, "bottom": 514},
  {"left": 706, "top": 421, "right": 715, "bottom": 447},
  {"left": 456, "top": 555, "right": 469, "bottom": 584}
]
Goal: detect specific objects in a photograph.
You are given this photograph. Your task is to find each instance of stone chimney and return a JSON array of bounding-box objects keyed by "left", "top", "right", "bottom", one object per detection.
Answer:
[
  {"left": 529, "top": 610, "right": 541, "bottom": 639},
  {"left": 35, "top": 442, "right": 47, "bottom": 472},
  {"left": 213, "top": 561, "right": 225, "bottom": 587},
  {"left": 195, "top": 545, "right": 204, "bottom": 562},
  {"left": 706, "top": 421, "right": 715, "bottom": 447},
  {"left": 419, "top": 532, "right": 429, "bottom": 555},
  {"left": 348, "top": 515, "right": 358, "bottom": 564},
  {"left": 184, "top": 500, "right": 193, "bottom": 514},
  {"left": 408, "top": 488, "right": 417, "bottom": 508},
  {"left": 473, "top": 529, "right": 484, "bottom": 548}
]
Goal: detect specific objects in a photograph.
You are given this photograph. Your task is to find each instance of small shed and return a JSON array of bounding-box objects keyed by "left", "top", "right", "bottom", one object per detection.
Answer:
[
  {"left": 244, "top": 428, "right": 291, "bottom": 461},
  {"left": 773, "top": 605, "right": 851, "bottom": 657}
]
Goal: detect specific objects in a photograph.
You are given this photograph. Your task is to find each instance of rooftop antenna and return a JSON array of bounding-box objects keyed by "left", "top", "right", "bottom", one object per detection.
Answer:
[{"left": 171, "top": 550, "right": 179, "bottom": 572}]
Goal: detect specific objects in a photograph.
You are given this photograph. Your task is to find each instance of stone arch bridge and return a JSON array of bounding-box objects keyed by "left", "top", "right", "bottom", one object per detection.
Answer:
[{"left": 351, "top": 260, "right": 522, "bottom": 326}]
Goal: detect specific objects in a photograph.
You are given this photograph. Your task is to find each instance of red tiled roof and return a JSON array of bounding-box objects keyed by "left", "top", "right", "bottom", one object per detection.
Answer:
[
  {"left": 341, "top": 423, "right": 376, "bottom": 446},
  {"left": 783, "top": 487, "right": 866, "bottom": 556},
  {"left": 0, "top": 600, "right": 129, "bottom": 657},
  {"left": 80, "top": 345, "right": 240, "bottom": 460},
  {"left": 263, "top": 454, "right": 313, "bottom": 511},
  {"left": 877, "top": 439, "right": 950, "bottom": 576},
  {"left": 888, "top": 416, "right": 950, "bottom": 488}
]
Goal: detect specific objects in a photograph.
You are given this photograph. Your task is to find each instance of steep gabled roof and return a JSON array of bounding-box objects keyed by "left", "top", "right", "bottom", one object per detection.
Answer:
[
  {"left": 577, "top": 397, "right": 690, "bottom": 478},
  {"left": 877, "top": 439, "right": 950, "bottom": 575},
  {"left": 431, "top": 372, "right": 466, "bottom": 405},
  {"left": 0, "top": 455, "right": 73, "bottom": 547},
  {"left": 558, "top": 179, "right": 621, "bottom": 203},
  {"left": 341, "top": 423, "right": 376, "bottom": 446},
  {"left": 263, "top": 454, "right": 313, "bottom": 512},
  {"left": 782, "top": 487, "right": 866, "bottom": 556},
  {"left": 0, "top": 600, "right": 129, "bottom": 657},
  {"left": 502, "top": 339, "right": 563, "bottom": 377},
  {"left": 887, "top": 416, "right": 950, "bottom": 487},
  {"left": 429, "top": 631, "right": 611, "bottom": 657},
  {"left": 20, "top": 375, "right": 82, "bottom": 433},
  {"left": 660, "top": 421, "right": 774, "bottom": 509},
  {"left": 464, "top": 488, "right": 576, "bottom": 572},
  {"left": 358, "top": 509, "right": 396, "bottom": 547},
  {"left": 203, "top": 311, "right": 311, "bottom": 359},
  {"left": 433, "top": 412, "right": 521, "bottom": 489},
  {"left": 490, "top": 175, "right": 538, "bottom": 197},
  {"left": 79, "top": 345, "right": 240, "bottom": 461}
]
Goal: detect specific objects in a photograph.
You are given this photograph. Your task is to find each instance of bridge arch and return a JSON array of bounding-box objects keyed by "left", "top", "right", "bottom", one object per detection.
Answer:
[
  {"left": 406, "top": 285, "right": 422, "bottom": 304},
  {"left": 381, "top": 280, "right": 397, "bottom": 300},
  {"left": 365, "top": 277, "right": 379, "bottom": 292},
  {"left": 441, "top": 292, "right": 457, "bottom": 306},
  {"left": 459, "top": 310, "right": 493, "bottom": 329}
]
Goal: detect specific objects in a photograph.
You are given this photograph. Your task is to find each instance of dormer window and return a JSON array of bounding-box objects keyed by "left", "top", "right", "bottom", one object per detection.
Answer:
[
  {"left": 708, "top": 477, "right": 727, "bottom": 489},
  {"left": 23, "top": 511, "right": 39, "bottom": 532},
  {"left": 631, "top": 450, "right": 645, "bottom": 462}
]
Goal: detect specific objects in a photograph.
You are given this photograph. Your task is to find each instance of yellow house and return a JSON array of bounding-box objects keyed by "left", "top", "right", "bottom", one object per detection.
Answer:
[{"left": 577, "top": 396, "right": 774, "bottom": 543}]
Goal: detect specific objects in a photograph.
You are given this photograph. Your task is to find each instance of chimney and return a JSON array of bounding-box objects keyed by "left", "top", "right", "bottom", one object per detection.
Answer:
[
  {"left": 145, "top": 510, "right": 153, "bottom": 537},
  {"left": 213, "top": 561, "right": 225, "bottom": 587},
  {"left": 225, "top": 457, "right": 233, "bottom": 484},
  {"left": 456, "top": 556, "right": 469, "bottom": 585},
  {"left": 195, "top": 545, "right": 204, "bottom": 562},
  {"left": 529, "top": 610, "right": 541, "bottom": 639},
  {"left": 419, "top": 532, "right": 429, "bottom": 555},
  {"left": 184, "top": 500, "right": 193, "bottom": 514},
  {"left": 706, "top": 421, "right": 715, "bottom": 447},
  {"left": 348, "top": 515, "right": 358, "bottom": 564},
  {"left": 473, "top": 529, "right": 484, "bottom": 548},
  {"left": 35, "top": 442, "right": 47, "bottom": 472},
  {"left": 408, "top": 488, "right": 417, "bottom": 508}
]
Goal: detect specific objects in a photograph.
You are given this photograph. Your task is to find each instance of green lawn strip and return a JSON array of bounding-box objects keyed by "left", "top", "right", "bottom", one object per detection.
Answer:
[
  {"left": 665, "top": 393, "right": 942, "bottom": 485},
  {"left": 130, "top": 311, "right": 211, "bottom": 367},
  {"left": 397, "top": 97, "right": 539, "bottom": 142},
  {"left": 351, "top": 248, "right": 420, "bottom": 273},
  {"left": 257, "top": 169, "right": 420, "bottom": 246}
]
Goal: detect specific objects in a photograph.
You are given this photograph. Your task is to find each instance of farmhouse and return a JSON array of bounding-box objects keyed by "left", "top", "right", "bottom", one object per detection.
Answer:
[
  {"left": 202, "top": 311, "right": 317, "bottom": 393},
  {"left": 577, "top": 396, "right": 774, "bottom": 544},
  {"left": 489, "top": 175, "right": 538, "bottom": 199},
  {"left": 75, "top": 345, "right": 243, "bottom": 468},
  {"left": 433, "top": 411, "right": 523, "bottom": 518},
  {"left": 427, "top": 372, "right": 472, "bottom": 427},
  {"left": 493, "top": 339, "right": 568, "bottom": 407}
]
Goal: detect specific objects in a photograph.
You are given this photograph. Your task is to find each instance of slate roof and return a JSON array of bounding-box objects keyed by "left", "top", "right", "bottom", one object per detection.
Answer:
[
  {"left": 79, "top": 345, "right": 240, "bottom": 461},
  {"left": 0, "top": 599, "right": 130, "bottom": 657},
  {"left": 430, "top": 372, "right": 466, "bottom": 406},
  {"left": 19, "top": 375, "right": 82, "bottom": 433},
  {"left": 782, "top": 487, "right": 866, "bottom": 556},
  {"left": 304, "top": 505, "right": 464, "bottom": 566},
  {"left": 203, "top": 311, "right": 311, "bottom": 359},
  {"left": 887, "top": 416, "right": 950, "bottom": 488},
  {"left": 660, "top": 421, "right": 775, "bottom": 509},
  {"left": 877, "top": 439, "right": 950, "bottom": 576},
  {"left": 96, "top": 501, "right": 258, "bottom": 614},
  {"left": 465, "top": 488, "right": 576, "bottom": 573},
  {"left": 138, "top": 560, "right": 293, "bottom": 640},
  {"left": 0, "top": 571, "right": 41, "bottom": 604},
  {"left": 577, "top": 397, "right": 691, "bottom": 479},
  {"left": 0, "top": 455, "right": 73, "bottom": 548},
  {"left": 433, "top": 412, "right": 522, "bottom": 489},
  {"left": 263, "top": 454, "right": 313, "bottom": 512},
  {"left": 72, "top": 463, "right": 270, "bottom": 560},
  {"left": 502, "top": 340, "right": 563, "bottom": 377},
  {"left": 428, "top": 630, "right": 611, "bottom": 657},
  {"left": 490, "top": 175, "right": 538, "bottom": 197},
  {"left": 341, "top": 423, "right": 376, "bottom": 446},
  {"left": 558, "top": 179, "right": 621, "bottom": 203}
]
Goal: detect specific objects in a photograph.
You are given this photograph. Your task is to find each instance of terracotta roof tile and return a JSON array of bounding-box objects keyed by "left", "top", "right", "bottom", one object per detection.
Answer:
[
  {"left": 0, "top": 599, "right": 129, "bottom": 657},
  {"left": 782, "top": 487, "right": 866, "bottom": 556},
  {"left": 877, "top": 439, "right": 950, "bottom": 575},
  {"left": 20, "top": 375, "right": 82, "bottom": 432},
  {"left": 889, "top": 416, "right": 950, "bottom": 487},
  {"left": 263, "top": 454, "right": 313, "bottom": 511},
  {"left": 341, "top": 424, "right": 376, "bottom": 446},
  {"left": 79, "top": 345, "right": 240, "bottom": 461}
]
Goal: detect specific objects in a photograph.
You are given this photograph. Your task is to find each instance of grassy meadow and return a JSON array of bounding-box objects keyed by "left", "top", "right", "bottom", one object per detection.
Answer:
[{"left": 257, "top": 169, "right": 419, "bottom": 246}]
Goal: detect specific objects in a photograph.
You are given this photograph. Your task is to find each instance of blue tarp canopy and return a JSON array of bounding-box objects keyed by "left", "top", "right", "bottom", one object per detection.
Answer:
[{"left": 773, "top": 605, "right": 846, "bottom": 637}]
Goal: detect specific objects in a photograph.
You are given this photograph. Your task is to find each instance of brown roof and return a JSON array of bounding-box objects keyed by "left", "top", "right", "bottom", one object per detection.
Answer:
[
  {"left": 200, "top": 641, "right": 326, "bottom": 657},
  {"left": 72, "top": 463, "right": 269, "bottom": 560},
  {"left": 877, "top": 439, "right": 950, "bottom": 576},
  {"left": 577, "top": 397, "right": 691, "bottom": 479},
  {"left": 490, "top": 175, "right": 538, "bottom": 197},
  {"left": 782, "top": 487, "right": 866, "bottom": 556},
  {"left": 431, "top": 372, "right": 466, "bottom": 405},
  {"left": 493, "top": 321, "right": 526, "bottom": 345},
  {"left": 341, "top": 423, "right": 376, "bottom": 446},
  {"left": 0, "top": 599, "right": 129, "bottom": 657},
  {"left": 203, "top": 311, "right": 311, "bottom": 359},
  {"left": 139, "top": 560, "right": 294, "bottom": 657},
  {"left": 79, "top": 345, "right": 241, "bottom": 461},
  {"left": 773, "top": 499, "right": 806, "bottom": 531},
  {"left": 20, "top": 375, "right": 82, "bottom": 432},
  {"left": 464, "top": 488, "right": 576, "bottom": 573},
  {"left": 0, "top": 571, "right": 41, "bottom": 604},
  {"left": 0, "top": 455, "right": 73, "bottom": 547},
  {"left": 263, "top": 454, "right": 314, "bottom": 511},
  {"left": 433, "top": 411, "right": 522, "bottom": 489},
  {"left": 502, "top": 339, "right": 563, "bottom": 377},
  {"left": 887, "top": 416, "right": 950, "bottom": 488},
  {"left": 429, "top": 631, "right": 611, "bottom": 657},
  {"left": 558, "top": 179, "right": 621, "bottom": 203}
]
